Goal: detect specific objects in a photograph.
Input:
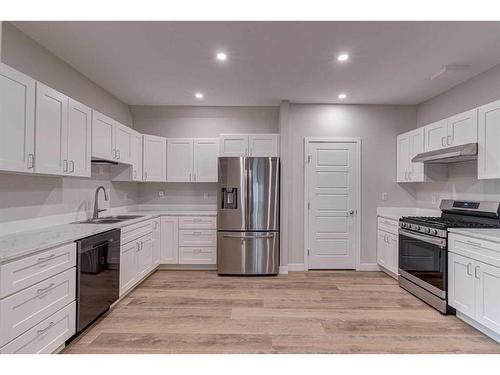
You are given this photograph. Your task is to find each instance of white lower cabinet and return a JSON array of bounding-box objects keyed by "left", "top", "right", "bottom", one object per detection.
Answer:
[
  {"left": 449, "top": 233, "right": 500, "bottom": 342},
  {"left": 160, "top": 216, "right": 179, "bottom": 264},
  {"left": 179, "top": 247, "right": 217, "bottom": 265},
  {"left": 376, "top": 217, "right": 399, "bottom": 278},
  {"left": 0, "top": 301, "right": 75, "bottom": 354},
  {"left": 152, "top": 218, "right": 161, "bottom": 267}
]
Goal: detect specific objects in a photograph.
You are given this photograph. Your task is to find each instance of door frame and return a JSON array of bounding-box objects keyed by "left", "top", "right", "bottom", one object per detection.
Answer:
[{"left": 303, "top": 137, "right": 362, "bottom": 270}]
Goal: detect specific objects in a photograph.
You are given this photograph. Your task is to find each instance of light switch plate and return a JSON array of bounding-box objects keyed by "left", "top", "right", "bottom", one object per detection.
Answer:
[{"left": 381, "top": 192, "right": 388, "bottom": 201}]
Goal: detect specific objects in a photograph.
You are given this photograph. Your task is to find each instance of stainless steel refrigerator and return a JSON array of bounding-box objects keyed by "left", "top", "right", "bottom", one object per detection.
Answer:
[{"left": 217, "top": 157, "right": 280, "bottom": 275}]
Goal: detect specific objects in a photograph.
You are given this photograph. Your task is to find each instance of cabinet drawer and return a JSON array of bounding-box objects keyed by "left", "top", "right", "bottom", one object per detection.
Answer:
[
  {"left": 0, "top": 243, "right": 76, "bottom": 299},
  {"left": 121, "top": 220, "right": 153, "bottom": 245},
  {"left": 179, "top": 216, "right": 216, "bottom": 230},
  {"left": 0, "top": 267, "right": 76, "bottom": 346},
  {"left": 449, "top": 233, "right": 500, "bottom": 268},
  {"left": 377, "top": 217, "right": 399, "bottom": 235},
  {"left": 179, "top": 230, "right": 216, "bottom": 247},
  {"left": 0, "top": 301, "right": 75, "bottom": 354},
  {"left": 179, "top": 247, "right": 216, "bottom": 265}
]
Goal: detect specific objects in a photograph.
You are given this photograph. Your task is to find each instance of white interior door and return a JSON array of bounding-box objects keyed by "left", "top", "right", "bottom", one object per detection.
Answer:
[{"left": 307, "top": 141, "right": 358, "bottom": 269}]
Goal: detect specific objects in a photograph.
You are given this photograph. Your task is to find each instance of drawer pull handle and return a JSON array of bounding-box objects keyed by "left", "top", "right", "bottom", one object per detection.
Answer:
[
  {"left": 37, "top": 322, "right": 55, "bottom": 335},
  {"left": 223, "top": 234, "right": 274, "bottom": 239},
  {"left": 466, "top": 263, "right": 473, "bottom": 276},
  {"left": 37, "top": 283, "right": 55, "bottom": 295},
  {"left": 193, "top": 249, "right": 202, "bottom": 254},
  {"left": 38, "top": 254, "right": 56, "bottom": 263},
  {"left": 475, "top": 265, "right": 481, "bottom": 279},
  {"left": 467, "top": 240, "right": 482, "bottom": 247},
  {"left": 193, "top": 232, "right": 203, "bottom": 236}
]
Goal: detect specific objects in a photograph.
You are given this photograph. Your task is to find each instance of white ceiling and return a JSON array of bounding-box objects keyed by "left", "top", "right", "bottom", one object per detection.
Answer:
[{"left": 12, "top": 21, "right": 500, "bottom": 106}]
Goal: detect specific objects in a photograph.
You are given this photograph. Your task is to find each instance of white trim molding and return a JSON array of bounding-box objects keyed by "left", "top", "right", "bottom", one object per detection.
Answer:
[
  {"left": 279, "top": 266, "right": 289, "bottom": 274},
  {"left": 356, "top": 263, "right": 381, "bottom": 272},
  {"left": 303, "top": 137, "right": 362, "bottom": 271},
  {"left": 288, "top": 263, "right": 307, "bottom": 271}
]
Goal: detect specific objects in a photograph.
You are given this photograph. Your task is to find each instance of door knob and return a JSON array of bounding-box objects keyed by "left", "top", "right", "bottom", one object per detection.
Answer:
[{"left": 348, "top": 210, "right": 355, "bottom": 215}]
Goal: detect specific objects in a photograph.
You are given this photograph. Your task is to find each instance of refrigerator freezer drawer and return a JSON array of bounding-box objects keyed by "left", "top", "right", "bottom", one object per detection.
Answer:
[{"left": 217, "top": 231, "right": 279, "bottom": 275}]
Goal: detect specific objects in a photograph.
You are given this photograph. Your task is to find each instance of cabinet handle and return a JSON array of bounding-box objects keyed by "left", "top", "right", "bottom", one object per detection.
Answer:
[
  {"left": 447, "top": 135, "right": 452, "bottom": 146},
  {"left": 38, "top": 254, "right": 56, "bottom": 263},
  {"left": 37, "top": 283, "right": 55, "bottom": 295},
  {"left": 63, "top": 160, "right": 68, "bottom": 172},
  {"left": 27, "top": 153, "right": 35, "bottom": 169},
  {"left": 154, "top": 222, "right": 158, "bottom": 229},
  {"left": 441, "top": 137, "right": 446, "bottom": 147},
  {"left": 117, "top": 150, "right": 121, "bottom": 159},
  {"left": 475, "top": 265, "right": 481, "bottom": 279},
  {"left": 408, "top": 171, "right": 412, "bottom": 180},
  {"left": 144, "top": 171, "right": 148, "bottom": 181},
  {"left": 189, "top": 173, "right": 192, "bottom": 182},
  {"left": 467, "top": 240, "right": 482, "bottom": 247},
  {"left": 249, "top": 147, "right": 253, "bottom": 156},
  {"left": 69, "top": 160, "right": 75, "bottom": 173},
  {"left": 245, "top": 147, "right": 248, "bottom": 156},
  {"left": 136, "top": 242, "right": 140, "bottom": 252},
  {"left": 112, "top": 149, "right": 116, "bottom": 159},
  {"left": 384, "top": 234, "right": 388, "bottom": 243},
  {"left": 193, "top": 173, "right": 197, "bottom": 182},
  {"left": 193, "top": 231, "right": 202, "bottom": 236},
  {"left": 466, "top": 263, "right": 473, "bottom": 276},
  {"left": 37, "top": 322, "right": 55, "bottom": 336}
]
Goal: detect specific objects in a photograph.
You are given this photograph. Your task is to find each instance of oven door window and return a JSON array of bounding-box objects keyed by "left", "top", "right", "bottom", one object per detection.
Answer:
[{"left": 399, "top": 233, "right": 445, "bottom": 292}]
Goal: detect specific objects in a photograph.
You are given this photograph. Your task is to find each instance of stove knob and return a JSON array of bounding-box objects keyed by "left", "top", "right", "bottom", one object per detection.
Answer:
[
  {"left": 425, "top": 228, "right": 431, "bottom": 233},
  {"left": 416, "top": 226, "right": 421, "bottom": 231},
  {"left": 432, "top": 229, "right": 438, "bottom": 235}
]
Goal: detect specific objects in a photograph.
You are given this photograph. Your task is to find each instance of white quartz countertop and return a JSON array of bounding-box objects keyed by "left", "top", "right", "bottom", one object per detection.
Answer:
[
  {"left": 0, "top": 210, "right": 217, "bottom": 264},
  {"left": 448, "top": 228, "right": 500, "bottom": 243},
  {"left": 376, "top": 206, "right": 441, "bottom": 221}
]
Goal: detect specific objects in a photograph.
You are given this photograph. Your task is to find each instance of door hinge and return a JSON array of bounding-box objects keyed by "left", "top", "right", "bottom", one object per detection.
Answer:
[
  {"left": 307, "top": 155, "right": 312, "bottom": 164},
  {"left": 307, "top": 249, "right": 310, "bottom": 256},
  {"left": 307, "top": 202, "right": 310, "bottom": 210}
]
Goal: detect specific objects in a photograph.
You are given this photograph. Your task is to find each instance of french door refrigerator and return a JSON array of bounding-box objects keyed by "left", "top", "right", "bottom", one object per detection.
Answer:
[{"left": 217, "top": 157, "right": 280, "bottom": 275}]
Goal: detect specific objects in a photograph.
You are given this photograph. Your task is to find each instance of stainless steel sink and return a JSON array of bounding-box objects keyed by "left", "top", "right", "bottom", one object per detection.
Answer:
[{"left": 72, "top": 215, "right": 144, "bottom": 224}]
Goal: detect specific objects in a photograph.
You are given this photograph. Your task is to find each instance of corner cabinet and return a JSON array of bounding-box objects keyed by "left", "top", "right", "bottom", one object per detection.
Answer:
[
  {"left": 166, "top": 138, "right": 219, "bottom": 182},
  {"left": 219, "top": 134, "right": 280, "bottom": 157},
  {"left": 91, "top": 110, "right": 132, "bottom": 165},
  {"left": 478, "top": 99, "right": 500, "bottom": 179},
  {"left": 396, "top": 128, "right": 425, "bottom": 183},
  {"left": 448, "top": 233, "right": 500, "bottom": 342},
  {"left": 143, "top": 134, "right": 167, "bottom": 182}
]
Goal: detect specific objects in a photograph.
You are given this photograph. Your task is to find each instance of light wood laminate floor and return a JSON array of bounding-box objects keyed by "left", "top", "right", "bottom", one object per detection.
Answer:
[{"left": 64, "top": 270, "right": 500, "bottom": 354}]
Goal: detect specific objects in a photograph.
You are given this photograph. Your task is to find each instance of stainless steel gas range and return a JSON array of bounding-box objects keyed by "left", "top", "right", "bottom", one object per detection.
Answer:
[{"left": 398, "top": 200, "right": 500, "bottom": 314}]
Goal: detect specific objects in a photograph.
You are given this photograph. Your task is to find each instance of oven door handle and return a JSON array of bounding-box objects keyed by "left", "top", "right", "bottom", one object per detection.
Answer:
[{"left": 399, "top": 228, "right": 446, "bottom": 247}]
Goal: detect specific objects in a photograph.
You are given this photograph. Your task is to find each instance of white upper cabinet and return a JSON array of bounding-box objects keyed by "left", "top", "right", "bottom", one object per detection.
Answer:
[
  {"left": 67, "top": 99, "right": 92, "bottom": 177},
  {"left": 219, "top": 134, "right": 280, "bottom": 157},
  {"left": 447, "top": 109, "right": 478, "bottom": 146},
  {"left": 130, "top": 131, "right": 143, "bottom": 181},
  {"left": 396, "top": 128, "right": 424, "bottom": 183},
  {"left": 478, "top": 99, "right": 500, "bottom": 179},
  {"left": 248, "top": 134, "right": 280, "bottom": 156},
  {"left": 194, "top": 138, "right": 219, "bottom": 182},
  {"left": 143, "top": 134, "right": 167, "bottom": 182},
  {"left": 113, "top": 123, "right": 132, "bottom": 165},
  {"left": 424, "top": 119, "right": 448, "bottom": 152},
  {"left": 0, "top": 63, "right": 35, "bottom": 174},
  {"left": 34, "top": 82, "right": 68, "bottom": 175},
  {"left": 424, "top": 109, "right": 478, "bottom": 152},
  {"left": 92, "top": 110, "right": 115, "bottom": 161},
  {"left": 167, "top": 139, "right": 194, "bottom": 182}
]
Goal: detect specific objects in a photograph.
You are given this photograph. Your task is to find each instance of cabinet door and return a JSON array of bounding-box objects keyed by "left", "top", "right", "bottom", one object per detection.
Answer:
[
  {"left": 130, "top": 131, "right": 143, "bottom": 181},
  {"left": 447, "top": 109, "right": 478, "bottom": 147},
  {"left": 35, "top": 82, "right": 68, "bottom": 175},
  {"left": 387, "top": 233, "right": 399, "bottom": 275},
  {"left": 194, "top": 138, "right": 219, "bottom": 182},
  {"left": 119, "top": 241, "right": 138, "bottom": 296},
  {"left": 143, "top": 134, "right": 167, "bottom": 182},
  {"left": 67, "top": 99, "right": 92, "bottom": 177},
  {"left": 0, "top": 63, "right": 35, "bottom": 173},
  {"left": 377, "top": 230, "right": 388, "bottom": 268},
  {"left": 219, "top": 134, "right": 248, "bottom": 156},
  {"left": 448, "top": 252, "right": 476, "bottom": 318},
  {"left": 152, "top": 219, "right": 161, "bottom": 267},
  {"left": 114, "top": 123, "right": 132, "bottom": 165},
  {"left": 167, "top": 139, "right": 194, "bottom": 182},
  {"left": 248, "top": 134, "right": 280, "bottom": 156},
  {"left": 160, "top": 216, "right": 179, "bottom": 264},
  {"left": 136, "top": 237, "right": 153, "bottom": 278},
  {"left": 478, "top": 99, "right": 500, "bottom": 179},
  {"left": 408, "top": 128, "right": 425, "bottom": 182},
  {"left": 475, "top": 261, "right": 500, "bottom": 334},
  {"left": 424, "top": 119, "right": 447, "bottom": 152},
  {"left": 396, "top": 133, "right": 410, "bottom": 183},
  {"left": 92, "top": 110, "right": 115, "bottom": 161}
]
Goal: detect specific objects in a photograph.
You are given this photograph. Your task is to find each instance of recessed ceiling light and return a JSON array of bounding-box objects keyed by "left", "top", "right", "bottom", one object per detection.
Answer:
[
  {"left": 338, "top": 93, "right": 347, "bottom": 99},
  {"left": 216, "top": 52, "right": 228, "bottom": 61},
  {"left": 195, "top": 92, "right": 204, "bottom": 99},
  {"left": 337, "top": 53, "right": 349, "bottom": 62}
]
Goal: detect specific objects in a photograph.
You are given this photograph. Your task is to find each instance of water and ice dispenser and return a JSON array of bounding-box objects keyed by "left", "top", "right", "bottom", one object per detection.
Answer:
[{"left": 221, "top": 187, "right": 237, "bottom": 209}]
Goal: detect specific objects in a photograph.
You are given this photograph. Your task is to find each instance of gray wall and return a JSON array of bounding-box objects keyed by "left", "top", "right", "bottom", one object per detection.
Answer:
[
  {"left": 414, "top": 62, "right": 500, "bottom": 208},
  {"left": 132, "top": 105, "right": 280, "bottom": 206},
  {"left": 1, "top": 22, "right": 133, "bottom": 127},
  {"left": 0, "top": 167, "right": 139, "bottom": 223},
  {"left": 284, "top": 104, "right": 418, "bottom": 266}
]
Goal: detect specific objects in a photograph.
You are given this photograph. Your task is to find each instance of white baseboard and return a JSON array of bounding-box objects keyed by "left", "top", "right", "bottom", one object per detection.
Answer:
[
  {"left": 288, "top": 263, "right": 307, "bottom": 271},
  {"left": 279, "top": 266, "right": 288, "bottom": 274},
  {"left": 356, "top": 263, "right": 381, "bottom": 271},
  {"left": 457, "top": 311, "right": 500, "bottom": 343}
]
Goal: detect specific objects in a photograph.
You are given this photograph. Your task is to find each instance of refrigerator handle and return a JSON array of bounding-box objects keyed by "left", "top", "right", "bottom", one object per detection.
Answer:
[{"left": 223, "top": 234, "right": 274, "bottom": 239}]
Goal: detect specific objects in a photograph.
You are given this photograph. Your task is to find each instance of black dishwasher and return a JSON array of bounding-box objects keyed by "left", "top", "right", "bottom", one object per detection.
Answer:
[{"left": 74, "top": 229, "right": 120, "bottom": 335}]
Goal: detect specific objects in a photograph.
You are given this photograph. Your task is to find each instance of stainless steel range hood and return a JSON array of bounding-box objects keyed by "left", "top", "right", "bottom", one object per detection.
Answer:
[{"left": 411, "top": 143, "right": 477, "bottom": 164}]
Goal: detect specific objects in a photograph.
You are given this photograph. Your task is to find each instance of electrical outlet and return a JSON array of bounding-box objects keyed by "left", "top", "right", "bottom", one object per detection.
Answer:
[
  {"left": 204, "top": 192, "right": 209, "bottom": 200},
  {"left": 381, "top": 192, "right": 388, "bottom": 201},
  {"left": 158, "top": 190, "right": 165, "bottom": 199}
]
